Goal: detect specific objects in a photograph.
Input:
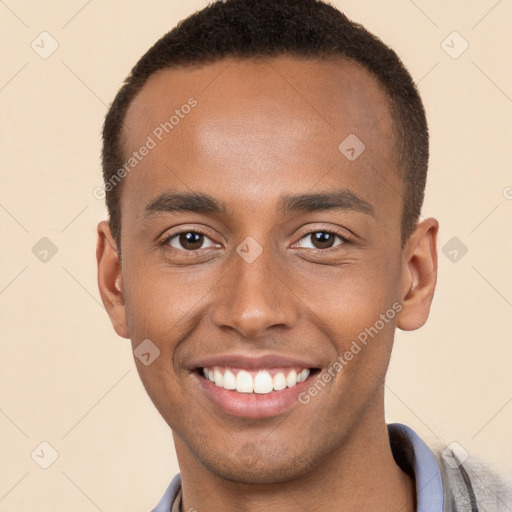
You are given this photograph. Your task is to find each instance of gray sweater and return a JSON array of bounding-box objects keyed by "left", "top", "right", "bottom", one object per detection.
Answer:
[
  {"left": 432, "top": 447, "right": 512, "bottom": 511},
  {"left": 387, "top": 424, "right": 511, "bottom": 511}
]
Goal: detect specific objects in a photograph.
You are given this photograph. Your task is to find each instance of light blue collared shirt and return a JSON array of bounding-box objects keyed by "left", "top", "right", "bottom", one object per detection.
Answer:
[{"left": 152, "top": 422, "right": 444, "bottom": 512}]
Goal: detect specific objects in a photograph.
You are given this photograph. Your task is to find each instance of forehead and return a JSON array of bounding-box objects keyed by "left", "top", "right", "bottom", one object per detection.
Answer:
[
  {"left": 123, "top": 55, "right": 394, "bottom": 149},
  {"left": 120, "top": 56, "right": 399, "bottom": 222}
]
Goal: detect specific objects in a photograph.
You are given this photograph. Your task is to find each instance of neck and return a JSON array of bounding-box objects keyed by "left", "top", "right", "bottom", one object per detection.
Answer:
[{"left": 173, "top": 409, "right": 415, "bottom": 512}]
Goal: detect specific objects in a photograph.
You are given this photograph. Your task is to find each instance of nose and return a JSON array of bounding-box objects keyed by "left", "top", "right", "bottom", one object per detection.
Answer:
[{"left": 211, "top": 243, "right": 298, "bottom": 339}]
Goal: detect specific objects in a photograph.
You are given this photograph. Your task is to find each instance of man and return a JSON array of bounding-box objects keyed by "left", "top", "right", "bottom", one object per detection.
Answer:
[{"left": 96, "top": 1, "right": 511, "bottom": 510}]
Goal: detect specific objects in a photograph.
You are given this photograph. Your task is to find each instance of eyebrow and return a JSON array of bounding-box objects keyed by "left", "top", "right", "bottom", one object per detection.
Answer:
[
  {"left": 142, "top": 187, "right": 375, "bottom": 219},
  {"left": 281, "top": 188, "right": 375, "bottom": 216}
]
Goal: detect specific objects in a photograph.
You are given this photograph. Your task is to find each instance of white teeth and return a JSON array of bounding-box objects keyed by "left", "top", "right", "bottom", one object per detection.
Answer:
[
  {"left": 236, "top": 370, "right": 254, "bottom": 393},
  {"left": 273, "top": 372, "right": 287, "bottom": 390},
  {"left": 297, "top": 369, "right": 310, "bottom": 382},
  {"left": 286, "top": 369, "right": 297, "bottom": 388},
  {"left": 214, "top": 367, "right": 224, "bottom": 387},
  {"left": 254, "top": 371, "right": 274, "bottom": 394},
  {"left": 223, "top": 369, "right": 236, "bottom": 390},
  {"left": 203, "top": 366, "right": 312, "bottom": 394}
]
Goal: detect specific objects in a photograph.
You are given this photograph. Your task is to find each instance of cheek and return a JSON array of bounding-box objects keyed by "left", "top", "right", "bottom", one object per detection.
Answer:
[
  {"left": 122, "top": 259, "right": 218, "bottom": 358},
  {"left": 302, "top": 257, "right": 401, "bottom": 330},
  {"left": 297, "top": 251, "right": 402, "bottom": 374}
]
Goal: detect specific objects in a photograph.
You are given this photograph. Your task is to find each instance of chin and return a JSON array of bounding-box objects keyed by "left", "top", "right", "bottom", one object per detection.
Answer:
[{"left": 197, "top": 443, "right": 318, "bottom": 485}]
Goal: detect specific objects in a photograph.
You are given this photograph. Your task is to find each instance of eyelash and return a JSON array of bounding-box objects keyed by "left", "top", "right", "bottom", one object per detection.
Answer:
[{"left": 160, "top": 228, "right": 353, "bottom": 252}]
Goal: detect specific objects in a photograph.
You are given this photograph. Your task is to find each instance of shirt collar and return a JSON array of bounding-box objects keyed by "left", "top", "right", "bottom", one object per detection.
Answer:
[
  {"left": 152, "top": 472, "right": 181, "bottom": 512},
  {"left": 388, "top": 422, "right": 444, "bottom": 512}
]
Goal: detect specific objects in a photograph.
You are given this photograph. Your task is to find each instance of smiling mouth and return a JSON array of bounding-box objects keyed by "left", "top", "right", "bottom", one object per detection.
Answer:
[{"left": 196, "top": 366, "right": 321, "bottom": 394}]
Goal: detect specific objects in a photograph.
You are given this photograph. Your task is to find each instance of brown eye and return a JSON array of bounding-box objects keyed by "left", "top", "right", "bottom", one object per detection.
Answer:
[
  {"left": 297, "top": 231, "right": 346, "bottom": 250},
  {"left": 165, "top": 231, "right": 216, "bottom": 251}
]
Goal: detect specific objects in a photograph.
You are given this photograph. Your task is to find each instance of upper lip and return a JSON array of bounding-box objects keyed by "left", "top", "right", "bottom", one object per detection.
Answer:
[{"left": 189, "top": 353, "right": 321, "bottom": 371}]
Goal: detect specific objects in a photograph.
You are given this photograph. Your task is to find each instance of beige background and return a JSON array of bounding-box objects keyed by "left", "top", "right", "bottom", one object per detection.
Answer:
[{"left": 1, "top": 0, "right": 511, "bottom": 510}]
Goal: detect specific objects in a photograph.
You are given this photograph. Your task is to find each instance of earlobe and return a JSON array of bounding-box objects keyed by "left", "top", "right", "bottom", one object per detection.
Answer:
[
  {"left": 396, "top": 218, "right": 439, "bottom": 331},
  {"left": 96, "top": 220, "right": 130, "bottom": 339}
]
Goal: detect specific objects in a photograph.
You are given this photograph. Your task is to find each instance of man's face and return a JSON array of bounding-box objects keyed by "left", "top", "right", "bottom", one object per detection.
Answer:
[{"left": 102, "top": 56, "right": 418, "bottom": 483}]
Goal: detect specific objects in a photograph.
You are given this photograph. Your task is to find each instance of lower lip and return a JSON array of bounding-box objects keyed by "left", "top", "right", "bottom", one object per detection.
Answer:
[{"left": 194, "top": 371, "right": 317, "bottom": 419}]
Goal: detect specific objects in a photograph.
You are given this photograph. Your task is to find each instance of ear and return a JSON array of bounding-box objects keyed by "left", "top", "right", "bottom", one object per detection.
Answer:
[
  {"left": 396, "top": 217, "right": 439, "bottom": 331},
  {"left": 96, "top": 220, "right": 130, "bottom": 339}
]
